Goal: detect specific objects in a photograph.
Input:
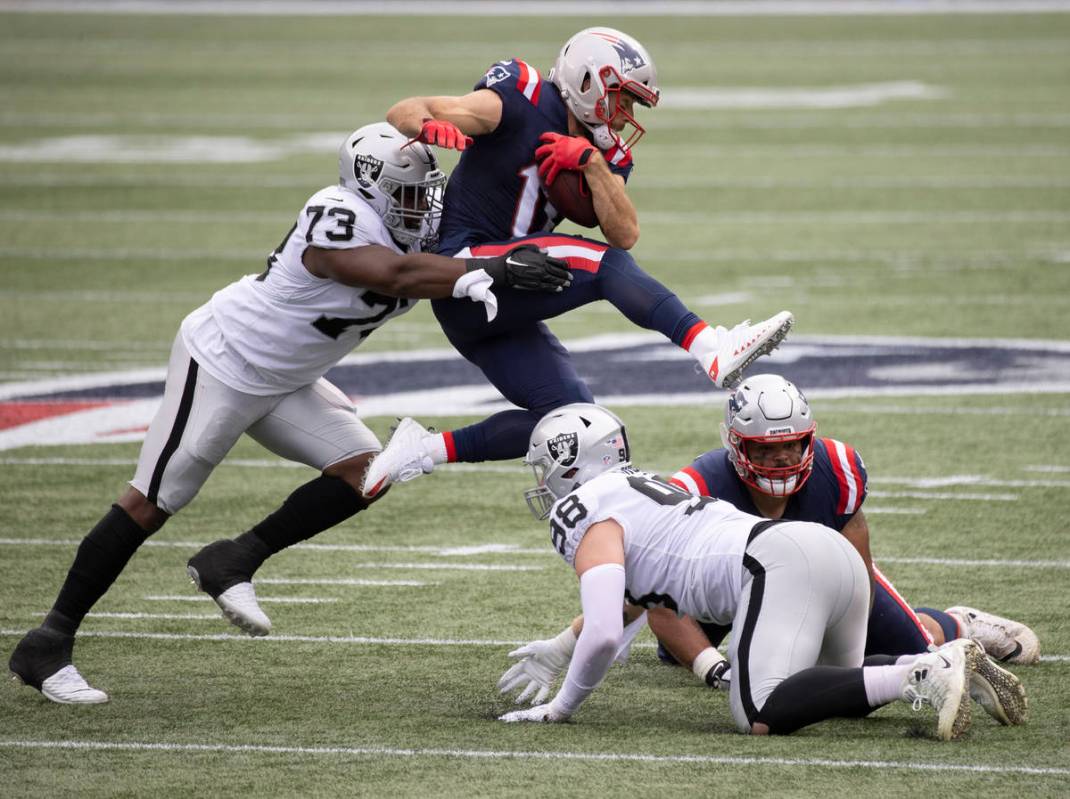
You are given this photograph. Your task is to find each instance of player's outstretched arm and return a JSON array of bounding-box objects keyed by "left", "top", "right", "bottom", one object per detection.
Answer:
[
  {"left": 387, "top": 91, "right": 503, "bottom": 148},
  {"left": 304, "top": 244, "right": 570, "bottom": 298}
]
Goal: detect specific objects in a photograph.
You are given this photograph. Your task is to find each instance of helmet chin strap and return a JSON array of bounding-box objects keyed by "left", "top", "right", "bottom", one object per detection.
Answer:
[{"left": 588, "top": 123, "right": 617, "bottom": 150}]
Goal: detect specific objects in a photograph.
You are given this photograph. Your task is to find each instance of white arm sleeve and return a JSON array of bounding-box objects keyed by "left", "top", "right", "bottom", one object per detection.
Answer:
[{"left": 548, "top": 563, "right": 626, "bottom": 718}]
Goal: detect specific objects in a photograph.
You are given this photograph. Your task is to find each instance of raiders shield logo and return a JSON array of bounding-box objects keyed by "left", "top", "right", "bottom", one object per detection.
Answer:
[
  {"left": 547, "top": 432, "right": 579, "bottom": 466},
  {"left": 353, "top": 153, "right": 383, "bottom": 182}
]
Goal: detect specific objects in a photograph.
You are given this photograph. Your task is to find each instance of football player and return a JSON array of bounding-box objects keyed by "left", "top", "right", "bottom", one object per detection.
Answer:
[
  {"left": 661, "top": 374, "right": 1039, "bottom": 669},
  {"left": 363, "top": 27, "right": 794, "bottom": 498},
  {"left": 7, "top": 122, "right": 570, "bottom": 705},
  {"left": 499, "top": 376, "right": 1035, "bottom": 726},
  {"left": 498, "top": 404, "right": 1025, "bottom": 739}
]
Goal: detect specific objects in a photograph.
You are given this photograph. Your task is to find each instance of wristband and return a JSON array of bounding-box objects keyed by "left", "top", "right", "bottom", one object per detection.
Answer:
[{"left": 692, "top": 646, "right": 727, "bottom": 683}]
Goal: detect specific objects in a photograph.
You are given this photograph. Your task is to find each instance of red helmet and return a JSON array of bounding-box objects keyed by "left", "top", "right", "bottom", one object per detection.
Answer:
[{"left": 720, "top": 374, "right": 816, "bottom": 497}]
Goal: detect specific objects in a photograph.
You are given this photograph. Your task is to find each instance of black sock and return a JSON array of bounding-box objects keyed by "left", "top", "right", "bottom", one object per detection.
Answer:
[
  {"left": 233, "top": 474, "right": 368, "bottom": 569},
  {"left": 44, "top": 505, "right": 153, "bottom": 636},
  {"left": 863, "top": 654, "right": 899, "bottom": 667},
  {"left": 755, "top": 666, "right": 872, "bottom": 735}
]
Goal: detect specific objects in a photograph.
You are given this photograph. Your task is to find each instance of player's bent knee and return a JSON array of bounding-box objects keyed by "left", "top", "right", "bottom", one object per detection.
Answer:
[
  {"left": 116, "top": 486, "right": 169, "bottom": 532},
  {"left": 324, "top": 452, "right": 378, "bottom": 500}
]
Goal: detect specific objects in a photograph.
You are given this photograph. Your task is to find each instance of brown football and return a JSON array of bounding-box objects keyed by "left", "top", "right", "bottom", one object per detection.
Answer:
[{"left": 544, "top": 170, "right": 598, "bottom": 228}]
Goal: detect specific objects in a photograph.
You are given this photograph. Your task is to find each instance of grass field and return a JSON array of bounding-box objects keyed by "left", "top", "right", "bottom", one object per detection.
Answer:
[{"left": 1, "top": 5, "right": 1069, "bottom": 797}]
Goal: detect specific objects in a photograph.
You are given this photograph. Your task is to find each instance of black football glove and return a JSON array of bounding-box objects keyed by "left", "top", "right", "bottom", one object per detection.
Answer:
[
  {"left": 704, "top": 659, "right": 731, "bottom": 691},
  {"left": 467, "top": 244, "right": 572, "bottom": 293}
]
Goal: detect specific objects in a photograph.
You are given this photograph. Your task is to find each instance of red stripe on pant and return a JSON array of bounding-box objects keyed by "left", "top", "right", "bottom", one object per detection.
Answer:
[{"left": 873, "top": 565, "right": 934, "bottom": 645}]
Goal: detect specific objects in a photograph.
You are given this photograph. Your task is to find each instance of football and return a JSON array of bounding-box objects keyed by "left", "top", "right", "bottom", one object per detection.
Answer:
[{"left": 544, "top": 170, "right": 598, "bottom": 228}]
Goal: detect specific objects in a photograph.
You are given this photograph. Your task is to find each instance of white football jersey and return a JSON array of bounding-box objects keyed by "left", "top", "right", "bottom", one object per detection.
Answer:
[
  {"left": 181, "top": 185, "right": 417, "bottom": 395},
  {"left": 547, "top": 467, "right": 759, "bottom": 625}
]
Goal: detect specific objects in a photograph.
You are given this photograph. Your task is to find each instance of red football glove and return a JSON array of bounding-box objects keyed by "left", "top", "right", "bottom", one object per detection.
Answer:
[
  {"left": 535, "top": 132, "right": 596, "bottom": 185},
  {"left": 411, "top": 118, "right": 473, "bottom": 151}
]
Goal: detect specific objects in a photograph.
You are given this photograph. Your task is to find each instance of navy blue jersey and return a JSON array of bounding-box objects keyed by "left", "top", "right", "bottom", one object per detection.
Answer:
[
  {"left": 669, "top": 438, "right": 867, "bottom": 532},
  {"left": 667, "top": 438, "right": 935, "bottom": 657},
  {"left": 437, "top": 59, "right": 634, "bottom": 256}
]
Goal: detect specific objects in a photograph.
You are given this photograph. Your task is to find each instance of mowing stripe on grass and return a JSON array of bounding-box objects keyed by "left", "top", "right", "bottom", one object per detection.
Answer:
[
  {"left": 6, "top": 1, "right": 1070, "bottom": 16},
  {"left": 0, "top": 629, "right": 1066, "bottom": 662},
  {"left": 4, "top": 457, "right": 1070, "bottom": 489},
  {"left": 0, "top": 738, "right": 1067, "bottom": 777},
  {"left": 1, "top": 538, "right": 1067, "bottom": 569},
  {"left": 6, "top": 173, "right": 1070, "bottom": 188},
  {"left": 4, "top": 209, "right": 1070, "bottom": 225}
]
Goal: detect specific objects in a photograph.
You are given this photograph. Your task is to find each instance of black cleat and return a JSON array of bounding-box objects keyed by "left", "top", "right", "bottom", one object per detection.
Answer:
[
  {"left": 187, "top": 539, "right": 271, "bottom": 637},
  {"left": 9, "top": 627, "right": 108, "bottom": 704}
]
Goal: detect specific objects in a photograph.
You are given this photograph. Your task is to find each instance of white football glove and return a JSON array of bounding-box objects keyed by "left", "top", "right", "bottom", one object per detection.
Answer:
[
  {"left": 498, "top": 703, "right": 569, "bottom": 723},
  {"left": 498, "top": 626, "right": 576, "bottom": 705}
]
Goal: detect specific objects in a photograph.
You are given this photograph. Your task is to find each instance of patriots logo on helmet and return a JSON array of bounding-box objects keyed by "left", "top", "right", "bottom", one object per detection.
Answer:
[
  {"left": 547, "top": 432, "right": 579, "bottom": 467},
  {"left": 728, "top": 390, "right": 745, "bottom": 415},
  {"left": 354, "top": 153, "right": 383, "bottom": 182},
  {"left": 594, "top": 33, "right": 647, "bottom": 74},
  {"left": 483, "top": 64, "right": 510, "bottom": 87}
]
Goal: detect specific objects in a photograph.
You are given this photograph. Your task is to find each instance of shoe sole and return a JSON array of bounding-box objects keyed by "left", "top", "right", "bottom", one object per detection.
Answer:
[
  {"left": 946, "top": 606, "right": 1041, "bottom": 665},
  {"left": 965, "top": 645, "right": 1028, "bottom": 725},
  {"left": 187, "top": 565, "right": 270, "bottom": 637},
  {"left": 721, "top": 314, "right": 795, "bottom": 389}
]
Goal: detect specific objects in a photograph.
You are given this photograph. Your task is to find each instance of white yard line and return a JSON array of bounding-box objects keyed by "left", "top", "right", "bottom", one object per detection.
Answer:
[
  {"left": 0, "top": 737, "right": 1067, "bottom": 777},
  {"left": 255, "top": 578, "right": 434, "bottom": 587},
  {"left": 144, "top": 595, "right": 341, "bottom": 603},
  {"left": 75, "top": 612, "right": 225, "bottom": 620},
  {"left": 866, "top": 490, "right": 1018, "bottom": 502},
  {"left": 877, "top": 556, "right": 1070, "bottom": 569}
]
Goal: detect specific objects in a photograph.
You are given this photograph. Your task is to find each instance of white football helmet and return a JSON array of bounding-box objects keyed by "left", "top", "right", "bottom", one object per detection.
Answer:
[
  {"left": 721, "top": 374, "right": 817, "bottom": 497},
  {"left": 549, "top": 27, "right": 659, "bottom": 150},
  {"left": 338, "top": 122, "right": 446, "bottom": 252},
  {"left": 524, "top": 403, "right": 631, "bottom": 520}
]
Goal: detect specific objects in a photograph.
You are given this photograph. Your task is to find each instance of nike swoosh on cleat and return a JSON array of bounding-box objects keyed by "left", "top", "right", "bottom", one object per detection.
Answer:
[
  {"left": 998, "top": 641, "right": 1023, "bottom": 663},
  {"left": 938, "top": 655, "right": 953, "bottom": 668}
]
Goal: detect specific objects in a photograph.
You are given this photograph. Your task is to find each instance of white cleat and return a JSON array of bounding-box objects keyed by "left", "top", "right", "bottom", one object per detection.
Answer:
[
  {"left": 214, "top": 581, "right": 271, "bottom": 637},
  {"left": 901, "top": 638, "right": 975, "bottom": 741},
  {"left": 361, "top": 417, "right": 436, "bottom": 499},
  {"left": 962, "top": 640, "right": 1028, "bottom": 725},
  {"left": 699, "top": 311, "right": 794, "bottom": 389},
  {"left": 38, "top": 664, "right": 109, "bottom": 705},
  {"left": 946, "top": 606, "right": 1039, "bottom": 665}
]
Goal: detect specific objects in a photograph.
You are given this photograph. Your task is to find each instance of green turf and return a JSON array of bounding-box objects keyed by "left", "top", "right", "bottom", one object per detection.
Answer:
[{"left": 1, "top": 8, "right": 1069, "bottom": 798}]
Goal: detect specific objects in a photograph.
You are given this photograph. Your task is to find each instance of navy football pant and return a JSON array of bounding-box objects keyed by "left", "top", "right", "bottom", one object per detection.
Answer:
[{"left": 434, "top": 233, "right": 702, "bottom": 462}]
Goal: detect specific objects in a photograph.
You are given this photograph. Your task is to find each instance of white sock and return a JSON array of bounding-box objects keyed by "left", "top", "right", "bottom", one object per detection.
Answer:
[
  {"left": 895, "top": 653, "right": 920, "bottom": 666},
  {"left": 685, "top": 323, "right": 721, "bottom": 365},
  {"left": 863, "top": 664, "right": 912, "bottom": 708},
  {"left": 423, "top": 432, "right": 449, "bottom": 465}
]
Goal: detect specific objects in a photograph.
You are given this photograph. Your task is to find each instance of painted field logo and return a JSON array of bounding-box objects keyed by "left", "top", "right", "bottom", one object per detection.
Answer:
[{"left": 1, "top": 333, "right": 1069, "bottom": 450}]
